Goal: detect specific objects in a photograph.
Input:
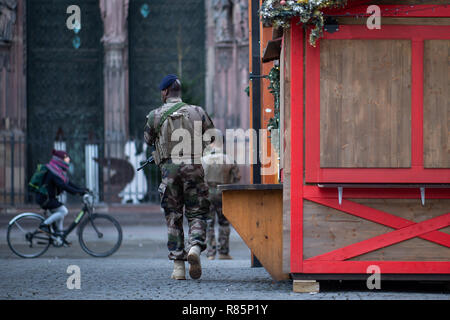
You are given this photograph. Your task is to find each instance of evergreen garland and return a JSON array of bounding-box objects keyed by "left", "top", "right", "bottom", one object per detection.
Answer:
[
  {"left": 266, "top": 65, "right": 280, "bottom": 131},
  {"left": 260, "top": 0, "right": 347, "bottom": 46}
]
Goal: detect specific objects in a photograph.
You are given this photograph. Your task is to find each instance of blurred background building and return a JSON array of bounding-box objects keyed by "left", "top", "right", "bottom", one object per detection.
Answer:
[{"left": 0, "top": 0, "right": 250, "bottom": 206}]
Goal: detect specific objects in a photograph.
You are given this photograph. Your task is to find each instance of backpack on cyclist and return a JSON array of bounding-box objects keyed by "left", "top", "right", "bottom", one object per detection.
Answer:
[{"left": 28, "top": 164, "right": 49, "bottom": 197}]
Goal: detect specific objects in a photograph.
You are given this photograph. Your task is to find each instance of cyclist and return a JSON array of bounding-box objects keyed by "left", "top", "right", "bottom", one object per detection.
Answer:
[{"left": 37, "top": 149, "right": 88, "bottom": 238}]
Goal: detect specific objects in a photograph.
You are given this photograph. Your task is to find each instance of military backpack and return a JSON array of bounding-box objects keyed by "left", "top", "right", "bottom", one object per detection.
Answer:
[{"left": 150, "top": 102, "right": 204, "bottom": 164}]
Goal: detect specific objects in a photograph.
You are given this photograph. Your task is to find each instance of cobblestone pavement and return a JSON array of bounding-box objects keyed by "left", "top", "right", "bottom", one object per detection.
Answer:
[{"left": 0, "top": 209, "right": 449, "bottom": 300}]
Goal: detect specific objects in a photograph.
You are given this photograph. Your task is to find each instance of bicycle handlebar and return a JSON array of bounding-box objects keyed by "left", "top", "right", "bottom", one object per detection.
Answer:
[{"left": 82, "top": 191, "right": 95, "bottom": 207}]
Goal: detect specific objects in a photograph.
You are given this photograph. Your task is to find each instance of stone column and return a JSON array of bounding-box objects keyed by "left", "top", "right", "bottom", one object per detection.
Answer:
[
  {"left": 207, "top": 0, "right": 250, "bottom": 183},
  {"left": 205, "top": 0, "right": 215, "bottom": 117},
  {"left": 212, "top": 0, "right": 233, "bottom": 132},
  {"left": 99, "top": 0, "right": 129, "bottom": 158},
  {"left": 0, "top": 0, "right": 25, "bottom": 135}
]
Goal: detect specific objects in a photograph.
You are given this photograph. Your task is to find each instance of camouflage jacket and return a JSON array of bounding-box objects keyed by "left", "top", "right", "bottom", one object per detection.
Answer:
[
  {"left": 144, "top": 97, "right": 215, "bottom": 164},
  {"left": 201, "top": 145, "right": 241, "bottom": 185}
]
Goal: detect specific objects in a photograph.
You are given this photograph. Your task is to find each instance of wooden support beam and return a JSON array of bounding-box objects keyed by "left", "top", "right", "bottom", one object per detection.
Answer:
[
  {"left": 293, "top": 280, "right": 320, "bottom": 293},
  {"left": 221, "top": 188, "right": 289, "bottom": 281}
]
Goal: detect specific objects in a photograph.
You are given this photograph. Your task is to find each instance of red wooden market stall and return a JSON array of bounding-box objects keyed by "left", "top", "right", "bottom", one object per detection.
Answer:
[
  {"left": 221, "top": 0, "right": 449, "bottom": 292},
  {"left": 290, "top": 0, "right": 450, "bottom": 281}
]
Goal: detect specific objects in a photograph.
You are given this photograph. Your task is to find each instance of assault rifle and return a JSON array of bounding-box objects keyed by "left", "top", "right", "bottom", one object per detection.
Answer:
[{"left": 137, "top": 156, "right": 154, "bottom": 171}]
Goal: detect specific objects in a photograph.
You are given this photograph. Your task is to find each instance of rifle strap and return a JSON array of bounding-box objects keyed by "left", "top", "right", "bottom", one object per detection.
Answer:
[{"left": 157, "top": 102, "right": 186, "bottom": 134}]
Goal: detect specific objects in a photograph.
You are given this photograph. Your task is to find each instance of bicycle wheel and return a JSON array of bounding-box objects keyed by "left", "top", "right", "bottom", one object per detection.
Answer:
[
  {"left": 7, "top": 213, "right": 51, "bottom": 258},
  {"left": 78, "top": 214, "right": 122, "bottom": 257}
]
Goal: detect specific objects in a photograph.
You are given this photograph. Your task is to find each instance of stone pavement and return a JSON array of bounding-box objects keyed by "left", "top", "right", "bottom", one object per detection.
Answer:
[{"left": 0, "top": 206, "right": 449, "bottom": 300}]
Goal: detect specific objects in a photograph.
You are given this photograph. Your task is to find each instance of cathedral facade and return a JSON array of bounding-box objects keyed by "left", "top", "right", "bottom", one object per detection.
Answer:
[{"left": 0, "top": 0, "right": 249, "bottom": 205}]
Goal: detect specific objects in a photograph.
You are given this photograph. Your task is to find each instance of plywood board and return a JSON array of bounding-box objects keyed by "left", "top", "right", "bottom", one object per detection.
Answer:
[
  {"left": 222, "top": 189, "right": 289, "bottom": 281},
  {"left": 320, "top": 39, "right": 412, "bottom": 168},
  {"left": 282, "top": 27, "right": 292, "bottom": 274},
  {"left": 303, "top": 199, "right": 450, "bottom": 261},
  {"left": 423, "top": 40, "right": 450, "bottom": 168}
]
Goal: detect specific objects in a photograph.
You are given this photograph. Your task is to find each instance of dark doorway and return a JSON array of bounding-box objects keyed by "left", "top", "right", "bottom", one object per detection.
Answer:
[
  {"left": 128, "top": 0, "right": 206, "bottom": 202},
  {"left": 26, "top": 0, "right": 104, "bottom": 202}
]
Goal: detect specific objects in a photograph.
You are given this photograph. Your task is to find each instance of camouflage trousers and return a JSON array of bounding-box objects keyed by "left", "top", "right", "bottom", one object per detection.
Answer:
[
  {"left": 206, "top": 184, "right": 230, "bottom": 257},
  {"left": 159, "top": 162, "right": 210, "bottom": 261}
]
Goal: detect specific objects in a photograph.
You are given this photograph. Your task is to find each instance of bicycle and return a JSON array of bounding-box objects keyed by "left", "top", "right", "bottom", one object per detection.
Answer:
[{"left": 7, "top": 192, "right": 123, "bottom": 258}]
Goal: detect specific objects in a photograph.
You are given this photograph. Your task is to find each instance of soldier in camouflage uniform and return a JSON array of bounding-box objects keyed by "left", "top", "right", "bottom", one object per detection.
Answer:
[
  {"left": 201, "top": 142, "right": 241, "bottom": 260},
  {"left": 144, "top": 74, "right": 214, "bottom": 280}
]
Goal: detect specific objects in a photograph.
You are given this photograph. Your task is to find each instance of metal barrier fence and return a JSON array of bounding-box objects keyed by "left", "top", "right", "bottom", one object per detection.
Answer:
[{"left": 0, "top": 134, "right": 161, "bottom": 207}]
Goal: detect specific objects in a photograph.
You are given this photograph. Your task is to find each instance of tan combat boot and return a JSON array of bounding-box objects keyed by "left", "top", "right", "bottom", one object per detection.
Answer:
[
  {"left": 187, "top": 245, "right": 202, "bottom": 279},
  {"left": 171, "top": 260, "right": 186, "bottom": 280},
  {"left": 218, "top": 253, "right": 233, "bottom": 260}
]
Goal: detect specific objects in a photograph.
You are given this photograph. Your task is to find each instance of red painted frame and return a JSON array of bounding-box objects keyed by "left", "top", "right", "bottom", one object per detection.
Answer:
[
  {"left": 289, "top": 15, "right": 450, "bottom": 275},
  {"left": 305, "top": 24, "right": 450, "bottom": 183},
  {"left": 290, "top": 23, "right": 304, "bottom": 273},
  {"left": 323, "top": 4, "right": 450, "bottom": 18}
]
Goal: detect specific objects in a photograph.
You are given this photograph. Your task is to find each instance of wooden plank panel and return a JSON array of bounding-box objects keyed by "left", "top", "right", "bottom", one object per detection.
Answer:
[
  {"left": 303, "top": 200, "right": 393, "bottom": 259},
  {"left": 351, "top": 199, "right": 450, "bottom": 261},
  {"left": 303, "top": 199, "right": 450, "bottom": 261},
  {"left": 352, "top": 234, "right": 450, "bottom": 261},
  {"left": 423, "top": 40, "right": 450, "bottom": 168},
  {"left": 282, "top": 28, "right": 292, "bottom": 274},
  {"left": 320, "top": 39, "right": 412, "bottom": 168},
  {"left": 308, "top": 212, "right": 450, "bottom": 261},
  {"left": 305, "top": 197, "right": 450, "bottom": 247},
  {"left": 222, "top": 189, "right": 289, "bottom": 281}
]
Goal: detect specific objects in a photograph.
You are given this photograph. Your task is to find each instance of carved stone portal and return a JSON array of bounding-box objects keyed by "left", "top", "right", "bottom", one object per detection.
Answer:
[
  {"left": 209, "top": 0, "right": 250, "bottom": 182},
  {"left": 213, "top": 0, "right": 233, "bottom": 43},
  {"left": 100, "top": 0, "right": 129, "bottom": 45},
  {"left": 211, "top": 0, "right": 249, "bottom": 131},
  {"left": 0, "top": 0, "right": 16, "bottom": 43}
]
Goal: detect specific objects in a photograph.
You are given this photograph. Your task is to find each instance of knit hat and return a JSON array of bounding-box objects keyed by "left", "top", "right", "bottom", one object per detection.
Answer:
[{"left": 52, "top": 149, "right": 69, "bottom": 160}]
